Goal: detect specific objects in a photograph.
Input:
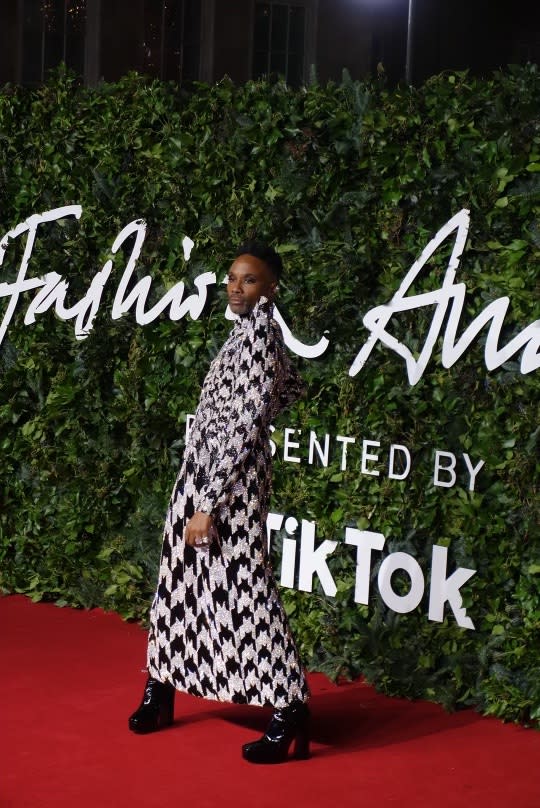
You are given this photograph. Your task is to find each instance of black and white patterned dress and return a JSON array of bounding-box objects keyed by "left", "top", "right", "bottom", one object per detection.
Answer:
[{"left": 146, "top": 297, "right": 309, "bottom": 709}]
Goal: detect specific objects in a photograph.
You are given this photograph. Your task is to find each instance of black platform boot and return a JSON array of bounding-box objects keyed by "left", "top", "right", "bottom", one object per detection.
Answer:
[
  {"left": 128, "top": 676, "right": 175, "bottom": 734},
  {"left": 242, "top": 700, "right": 310, "bottom": 763}
]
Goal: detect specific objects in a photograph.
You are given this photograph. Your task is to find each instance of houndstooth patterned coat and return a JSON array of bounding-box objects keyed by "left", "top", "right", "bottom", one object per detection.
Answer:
[{"left": 146, "top": 298, "right": 309, "bottom": 708}]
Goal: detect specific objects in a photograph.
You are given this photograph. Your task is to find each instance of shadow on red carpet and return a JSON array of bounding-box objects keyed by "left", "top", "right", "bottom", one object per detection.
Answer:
[{"left": 2, "top": 594, "right": 539, "bottom": 808}]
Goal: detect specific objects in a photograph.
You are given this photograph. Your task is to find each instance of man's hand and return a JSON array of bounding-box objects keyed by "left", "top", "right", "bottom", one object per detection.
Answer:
[{"left": 184, "top": 511, "right": 214, "bottom": 548}]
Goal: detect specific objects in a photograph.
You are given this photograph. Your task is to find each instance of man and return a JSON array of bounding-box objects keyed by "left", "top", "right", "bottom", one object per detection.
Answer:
[{"left": 129, "top": 242, "right": 310, "bottom": 764}]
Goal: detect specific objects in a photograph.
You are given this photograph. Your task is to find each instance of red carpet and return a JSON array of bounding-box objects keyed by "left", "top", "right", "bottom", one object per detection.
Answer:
[{"left": 2, "top": 594, "right": 539, "bottom": 808}]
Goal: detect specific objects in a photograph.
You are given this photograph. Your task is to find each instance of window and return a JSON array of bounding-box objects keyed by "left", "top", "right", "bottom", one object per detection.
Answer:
[
  {"left": 253, "top": 2, "right": 307, "bottom": 86},
  {"left": 21, "top": 0, "right": 86, "bottom": 85},
  {"left": 142, "top": 0, "right": 201, "bottom": 82},
  {"left": 16, "top": 0, "right": 206, "bottom": 87}
]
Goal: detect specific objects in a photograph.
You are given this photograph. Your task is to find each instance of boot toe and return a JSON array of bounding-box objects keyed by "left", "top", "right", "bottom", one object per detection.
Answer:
[
  {"left": 128, "top": 707, "right": 159, "bottom": 734},
  {"left": 242, "top": 739, "right": 288, "bottom": 764}
]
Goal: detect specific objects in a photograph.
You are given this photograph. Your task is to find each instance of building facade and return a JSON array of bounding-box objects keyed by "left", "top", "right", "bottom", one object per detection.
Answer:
[{"left": 0, "top": 1, "right": 538, "bottom": 89}]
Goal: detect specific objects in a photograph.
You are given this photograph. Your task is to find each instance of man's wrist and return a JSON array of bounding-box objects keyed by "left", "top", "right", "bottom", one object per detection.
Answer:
[
  {"left": 197, "top": 498, "right": 214, "bottom": 516},
  {"left": 197, "top": 501, "right": 212, "bottom": 518}
]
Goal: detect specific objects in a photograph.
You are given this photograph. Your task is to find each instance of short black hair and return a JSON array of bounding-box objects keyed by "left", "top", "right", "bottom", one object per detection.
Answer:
[{"left": 235, "top": 240, "right": 283, "bottom": 280}]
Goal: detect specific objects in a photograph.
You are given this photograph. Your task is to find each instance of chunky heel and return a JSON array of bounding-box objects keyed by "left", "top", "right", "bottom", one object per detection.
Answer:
[
  {"left": 128, "top": 676, "right": 175, "bottom": 734},
  {"left": 293, "top": 722, "right": 311, "bottom": 760},
  {"left": 157, "top": 695, "right": 174, "bottom": 726},
  {"left": 242, "top": 701, "right": 311, "bottom": 764}
]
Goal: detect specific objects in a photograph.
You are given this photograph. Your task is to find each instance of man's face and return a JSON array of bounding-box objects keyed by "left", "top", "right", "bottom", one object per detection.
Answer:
[{"left": 226, "top": 254, "right": 277, "bottom": 316}]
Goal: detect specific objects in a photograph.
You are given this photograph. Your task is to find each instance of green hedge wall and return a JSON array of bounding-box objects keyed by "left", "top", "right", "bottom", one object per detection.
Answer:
[{"left": 0, "top": 66, "right": 538, "bottom": 724}]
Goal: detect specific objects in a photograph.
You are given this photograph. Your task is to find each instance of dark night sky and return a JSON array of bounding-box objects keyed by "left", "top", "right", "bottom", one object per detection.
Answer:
[
  {"left": 404, "top": 0, "right": 540, "bottom": 83},
  {"left": 363, "top": 0, "right": 539, "bottom": 83}
]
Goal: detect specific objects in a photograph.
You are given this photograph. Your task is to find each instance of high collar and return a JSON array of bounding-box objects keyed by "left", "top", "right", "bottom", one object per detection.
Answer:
[{"left": 233, "top": 296, "right": 273, "bottom": 330}]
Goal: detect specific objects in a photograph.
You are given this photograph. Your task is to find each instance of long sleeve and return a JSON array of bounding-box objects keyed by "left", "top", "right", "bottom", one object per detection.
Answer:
[
  {"left": 271, "top": 343, "right": 305, "bottom": 418},
  {"left": 197, "top": 298, "right": 279, "bottom": 514}
]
